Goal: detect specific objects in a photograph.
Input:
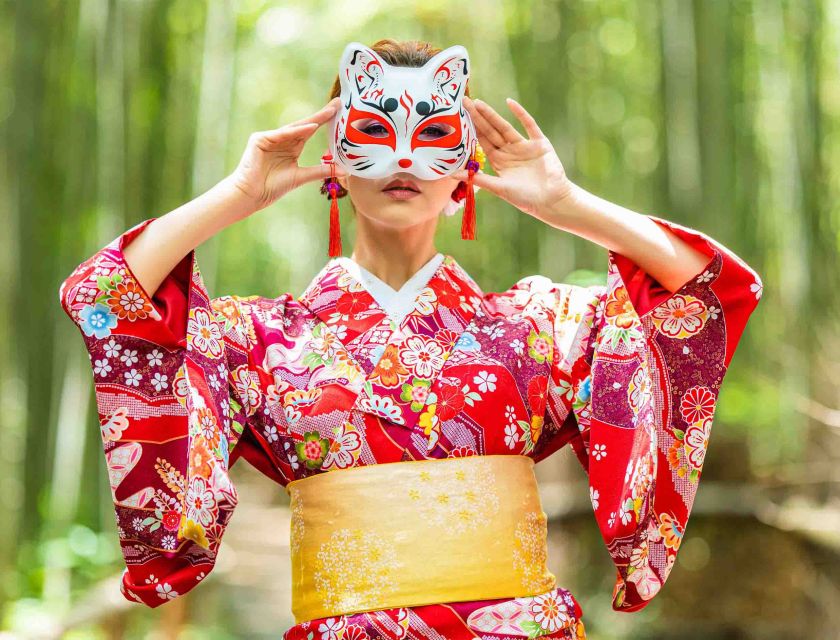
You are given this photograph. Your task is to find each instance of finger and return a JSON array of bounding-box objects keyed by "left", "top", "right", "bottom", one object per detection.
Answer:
[
  {"left": 451, "top": 168, "right": 504, "bottom": 196},
  {"left": 286, "top": 97, "right": 341, "bottom": 128},
  {"left": 505, "top": 98, "right": 545, "bottom": 141},
  {"left": 473, "top": 98, "right": 524, "bottom": 145},
  {"left": 259, "top": 122, "right": 319, "bottom": 147},
  {"left": 296, "top": 161, "right": 348, "bottom": 186},
  {"left": 464, "top": 98, "right": 505, "bottom": 150}
]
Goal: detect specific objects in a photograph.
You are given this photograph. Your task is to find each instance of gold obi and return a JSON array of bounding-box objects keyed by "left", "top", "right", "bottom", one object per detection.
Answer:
[{"left": 285, "top": 454, "right": 556, "bottom": 623}]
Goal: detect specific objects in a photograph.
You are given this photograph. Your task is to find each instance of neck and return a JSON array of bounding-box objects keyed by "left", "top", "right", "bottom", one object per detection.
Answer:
[{"left": 350, "top": 213, "right": 440, "bottom": 291}]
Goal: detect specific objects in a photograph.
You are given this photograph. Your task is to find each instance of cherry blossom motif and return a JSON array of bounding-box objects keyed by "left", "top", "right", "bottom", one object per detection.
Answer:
[
  {"left": 155, "top": 582, "right": 179, "bottom": 601},
  {"left": 317, "top": 616, "right": 347, "bottom": 640},
  {"left": 751, "top": 278, "right": 763, "bottom": 299},
  {"left": 187, "top": 307, "right": 224, "bottom": 358},
  {"left": 684, "top": 418, "right": 712, "bottom": 470},
  {"left": 679, "top": 385, "right": 716, "bottom": 424},
  {"left": 592, "top": 443, "right": 607, "bottom": 460},
  {"left": 401, "top": 336, "right": 447, "bottom": 379},
  {"left": 100, "top": 406, "right": 130, "bottom": 442},
  {"left": 185, "top": 476, "right": 216, "bottom": 528},
  {"left": 650, "top": 294, "right": 708, "bottom": 339},
  {"left": 322, "top": 422, "right": 363, "bottom": 470},
  {"left": 626, "top": 564, "right": 662, "bottom": 601},
  {"left": 627, "top": 366, "right": 653, "bottom": 415},
  {"left": 231, "top": 365, "right": 262, "bottom": 416},
  {"left": 473, "top": 370, "right": 497, "bottom": 393},
  {"left": 590, "top": 487, "right": 599, "bottom": 511}
]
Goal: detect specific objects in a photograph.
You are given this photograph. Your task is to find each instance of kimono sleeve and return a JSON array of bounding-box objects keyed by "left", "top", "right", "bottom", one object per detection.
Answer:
[
  {"left": 58, "top": 217, "right": 259, "bottom": 607},
  {"left": 541, "top": 215, "right": 763, "bottom": 612}
]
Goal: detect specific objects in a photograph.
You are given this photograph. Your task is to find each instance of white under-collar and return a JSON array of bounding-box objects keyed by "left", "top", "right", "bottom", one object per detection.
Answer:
[{"left": 335, "top": 253, "right": 445, "bottom": 326}]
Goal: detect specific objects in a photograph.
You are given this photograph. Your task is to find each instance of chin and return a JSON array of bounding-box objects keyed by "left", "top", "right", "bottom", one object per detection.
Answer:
[{"left": 359, "top": 202, "right": 439, "bottom": 228}]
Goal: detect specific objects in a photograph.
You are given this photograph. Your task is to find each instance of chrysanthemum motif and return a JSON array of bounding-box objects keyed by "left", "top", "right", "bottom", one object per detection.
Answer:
[
  {"left": 528, "top": 591, "right": 571, "bottom": 633},
  {"left": 679, "top": 386, "right": 716, "bottom": 424}
]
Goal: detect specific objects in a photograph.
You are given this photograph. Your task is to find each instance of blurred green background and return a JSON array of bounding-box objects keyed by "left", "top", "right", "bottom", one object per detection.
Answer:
[{"left": 2, "top": 0, "right": 838, "bottom": 638}]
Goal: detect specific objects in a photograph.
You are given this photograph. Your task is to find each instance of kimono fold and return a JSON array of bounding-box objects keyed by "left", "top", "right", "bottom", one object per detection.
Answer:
[{"left": 59, "top": 213, "right": 762, "bottom": 638}]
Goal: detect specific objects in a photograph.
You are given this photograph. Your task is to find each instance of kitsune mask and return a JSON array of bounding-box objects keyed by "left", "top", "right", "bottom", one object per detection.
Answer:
[{"left": 328, "top": 42, "right": 478, "bottom": 181}]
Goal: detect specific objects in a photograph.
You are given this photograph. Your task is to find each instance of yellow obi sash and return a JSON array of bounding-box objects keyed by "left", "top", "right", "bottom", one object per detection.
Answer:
[{"left": 285, "top": 454, "right": 556, "bottom": 623}]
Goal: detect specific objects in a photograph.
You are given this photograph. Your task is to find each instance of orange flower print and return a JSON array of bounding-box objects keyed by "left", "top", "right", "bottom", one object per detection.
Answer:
[
  {"left": 651, "top": 294, "right": 708, "bottom": 339},
  {"left": 604, "top": 285, "right": 637, "bottom": 329},
  {"left": 107, "top": 279, "right": 154, "bottom": 321},
  {"left": 658, "top": 512, "right": 684, "bottom": 550},
  {"left": 188, "top": 436, "right": 214, "bottom": 480},
  {"left": 195, "top": 408, "right": 220, "bottom": 449},
  {"left": 370, "top": 343, "right": 409, "bottom": 387}
]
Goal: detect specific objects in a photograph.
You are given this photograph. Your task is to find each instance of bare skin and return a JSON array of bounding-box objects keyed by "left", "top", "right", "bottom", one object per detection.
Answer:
[{"left": 124, "top": 94, "right": 710, "bottom": 299}]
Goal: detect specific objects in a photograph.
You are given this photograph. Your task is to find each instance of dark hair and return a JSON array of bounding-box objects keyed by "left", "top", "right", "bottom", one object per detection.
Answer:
[{"left": 322, "top": 39, "right": 472, "bottom": 208}]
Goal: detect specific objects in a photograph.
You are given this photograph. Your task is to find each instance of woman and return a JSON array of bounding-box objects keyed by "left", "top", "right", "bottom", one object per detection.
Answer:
[{"left": 59, "top": 39, "right": 762, "bottom": 639}]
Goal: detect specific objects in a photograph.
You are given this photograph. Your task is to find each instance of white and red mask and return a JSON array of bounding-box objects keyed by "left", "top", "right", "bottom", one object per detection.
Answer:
[{"left": 328, "top": 42, "right": 478, "bottom": 182}]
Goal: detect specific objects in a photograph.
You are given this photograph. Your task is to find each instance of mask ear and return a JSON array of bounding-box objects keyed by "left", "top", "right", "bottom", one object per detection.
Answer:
[
  {"left": 420, "top": 45, "right": 470, "bottom": 104},
  {"left": 338, "top": 41, "right": 387, "bottom": 99}
]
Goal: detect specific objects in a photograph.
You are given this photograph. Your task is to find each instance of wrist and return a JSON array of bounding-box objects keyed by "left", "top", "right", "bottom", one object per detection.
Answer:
[
  {"left": 215, "top": 174, "right": 261, "bottom": 221},
  {"left": 537, "top": 179, "right": 583, "bottom": 229}
]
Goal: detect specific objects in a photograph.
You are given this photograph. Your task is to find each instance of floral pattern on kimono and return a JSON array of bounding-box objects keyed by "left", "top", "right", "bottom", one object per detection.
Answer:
[{"left": 59, "top": 213, "right": 762, "bottom": 638}]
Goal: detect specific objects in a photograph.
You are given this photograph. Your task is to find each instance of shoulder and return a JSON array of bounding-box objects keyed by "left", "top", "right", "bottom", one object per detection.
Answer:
[{"left": 483, "top": 274, "right": 606, "bottom": 319}]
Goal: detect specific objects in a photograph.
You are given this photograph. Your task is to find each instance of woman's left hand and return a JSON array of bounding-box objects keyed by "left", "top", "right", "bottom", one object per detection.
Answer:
[{"left": 453, "top": 96, "right": 574, "bottom": 221}]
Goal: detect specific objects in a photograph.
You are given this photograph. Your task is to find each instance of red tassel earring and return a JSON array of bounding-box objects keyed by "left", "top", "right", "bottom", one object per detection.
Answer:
[
  {"left": 321, "top": 151, "right": 342, "bottom": 257},
  {"left": 460, "top": 141, "right": 481, "bottom": 240}
]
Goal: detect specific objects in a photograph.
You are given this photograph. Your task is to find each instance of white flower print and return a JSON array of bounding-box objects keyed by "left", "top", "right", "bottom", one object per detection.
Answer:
[
  {"left": 751, "top": 278, "right": 762, "bottom": 300},
  {"left": 528, "top": 591, "right": 569, "bottom": 633},
  {"left": 505, "top": 405, "right": 516, "bottom": 422},
  {"left": 146, "top": 349, "right": 163, "bottom": 367},
  {"left": 132, "top": 517, "right": 144, "bottom": 531},
  {"left": 318, "top": 617, "right": 346, "bottom": 640},
  {"left": 608, "top": 511, "right": 616, "bottom": 528},
  {"left": 590, "top": 487, "right": 599, "bottom": 511},
  {"left": 151, "top": 372, "right": 169, "bottom": 392},
  {"left": 510, "top": 338, "right": 525, "bottom": 355},
  {"left": 504, "top": 423, "right": 520, "bottom": 449},
  {"left": 264, "top": 424, "right": 279, "bottom": 443},
  {"left": 124, "top": 369, "right": 142, "bottom": 387},
  {"left": 619, "top": 501, "right": 633, "bottom": 525},
  {"left": 103, "top": 338, "right": 122, "bottom": 358},
  {"left": 400, "top": 335, "right": 445, "bottom": 378},
  {"left": 156, "top": 582, "right": 179, "bottom": 600},
  {"left": 707, "top": 305, "right": 720, "bottom": 320},
  {"left": 120, "top": 349, "right": 139, "bottom": 366},
  {"left": 94, "top": 358, "right": 112, "bottom": 377},
  {"left": 473, "top": 371, "right": 497, "bottom": 393},
  {"left": 592, "top": 443, "right": 607, "bottom": 460},
  {"left": 332, "top": 324, "right": 348, "bottom": 341},
  {"left": 696, "top": 269, "right": 715, "bottom": 283},
  {"left": 161, "top": 535, "right": 178, "bottom": 550}
]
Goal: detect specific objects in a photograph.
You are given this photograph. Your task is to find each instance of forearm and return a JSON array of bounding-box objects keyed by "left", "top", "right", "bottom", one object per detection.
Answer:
[
  {"left": 542, "top": 182, "right": 712, "bottom": 293},
  {"left": 122, "top": 176, "right": 257, "bottom": 297}
]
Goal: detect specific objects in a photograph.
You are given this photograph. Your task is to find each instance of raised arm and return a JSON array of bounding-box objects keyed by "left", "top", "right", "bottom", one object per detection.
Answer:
[{"left": 122, "top": 97, "right": 344, "bottom": 298}]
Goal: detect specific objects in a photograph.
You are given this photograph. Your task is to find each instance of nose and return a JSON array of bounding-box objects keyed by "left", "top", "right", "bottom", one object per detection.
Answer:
[{"left": 398, "top": 158, "right": 412, "bottom": 168}]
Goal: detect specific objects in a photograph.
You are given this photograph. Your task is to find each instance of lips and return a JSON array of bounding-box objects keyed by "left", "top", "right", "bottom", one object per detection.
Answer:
[{"left": 383, "top": 178, "right": 420, "bottom": 193}]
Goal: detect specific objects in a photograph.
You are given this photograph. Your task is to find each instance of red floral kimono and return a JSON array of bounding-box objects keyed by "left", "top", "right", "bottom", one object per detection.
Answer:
[{"left": 58, "top": 214, "right": 762, "bottom": 639}]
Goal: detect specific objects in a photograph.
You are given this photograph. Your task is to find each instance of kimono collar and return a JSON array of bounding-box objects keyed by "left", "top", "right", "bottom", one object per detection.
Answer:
[{"left": 297, "top": 252, "right": 485, "bottom": 377}]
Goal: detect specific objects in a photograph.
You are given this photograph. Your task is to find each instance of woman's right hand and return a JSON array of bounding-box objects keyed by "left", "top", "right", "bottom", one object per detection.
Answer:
[{"left": 226, "top": 96, "right": 348, "bottom": 216}]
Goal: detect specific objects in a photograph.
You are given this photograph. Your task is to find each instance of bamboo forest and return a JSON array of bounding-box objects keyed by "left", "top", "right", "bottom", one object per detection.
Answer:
[{"left": 2, "top": 0, "right": 838, "bottom": 638}]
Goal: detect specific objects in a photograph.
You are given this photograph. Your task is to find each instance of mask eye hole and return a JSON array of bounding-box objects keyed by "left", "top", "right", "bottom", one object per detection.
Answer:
[
  {"left": 418, "top": 123, "right": 456, "bottom": 141},
  {"left": 352, "top": 118, "right": 390, "bottom": 138}
]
